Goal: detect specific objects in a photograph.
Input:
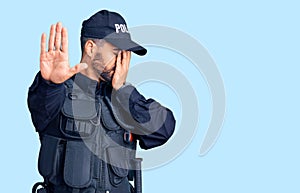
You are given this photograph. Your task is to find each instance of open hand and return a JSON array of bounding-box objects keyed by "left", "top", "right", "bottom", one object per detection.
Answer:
[
  {"left": 112, "top": 50, "right": 131, "bottom": 90},
  {"left": 40, "top": 22, "right": 87, "bottom": 84}
]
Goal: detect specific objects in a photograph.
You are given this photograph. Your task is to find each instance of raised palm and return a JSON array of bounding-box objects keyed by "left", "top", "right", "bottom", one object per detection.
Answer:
[{"left": 40, "top": 22, "right": 87, "bottom": 84}]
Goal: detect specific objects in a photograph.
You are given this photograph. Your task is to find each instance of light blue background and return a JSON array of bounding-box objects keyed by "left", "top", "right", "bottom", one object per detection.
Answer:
[{"left": 0, "top": 0, "right": 299, "bottom": 192}]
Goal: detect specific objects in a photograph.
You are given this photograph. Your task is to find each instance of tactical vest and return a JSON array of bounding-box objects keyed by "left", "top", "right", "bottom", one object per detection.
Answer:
[{"left": 34, "top": 79, "right": 141, "bottom": 193}]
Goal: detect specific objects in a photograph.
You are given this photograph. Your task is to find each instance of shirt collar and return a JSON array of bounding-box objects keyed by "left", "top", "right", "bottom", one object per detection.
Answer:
[{"left": 72, "top": 73, "right": 107, "bottom": 96}]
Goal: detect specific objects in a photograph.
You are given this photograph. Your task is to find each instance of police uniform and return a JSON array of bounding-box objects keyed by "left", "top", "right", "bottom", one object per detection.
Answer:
[
  {"left": 28, "top": 10, "right": 175, "bottom": 193},
  {"left": 28, "top": 72, "right": 176, "bottom": 193}
]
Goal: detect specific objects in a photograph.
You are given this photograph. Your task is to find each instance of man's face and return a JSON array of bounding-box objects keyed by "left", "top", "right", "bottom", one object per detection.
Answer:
[{"left": 91, "top": 40, "right": 121, "bottom": 83}]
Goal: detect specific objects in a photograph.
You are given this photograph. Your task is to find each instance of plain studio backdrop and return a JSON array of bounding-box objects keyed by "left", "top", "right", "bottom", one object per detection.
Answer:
[{"left": 0, "top": 0, "right": 299, "bottom": 192}]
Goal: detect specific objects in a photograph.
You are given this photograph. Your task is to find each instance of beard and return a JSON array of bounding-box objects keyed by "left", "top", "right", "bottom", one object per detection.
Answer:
[{"left": 92, "top": 52, "right": 114, "bottom": 85}]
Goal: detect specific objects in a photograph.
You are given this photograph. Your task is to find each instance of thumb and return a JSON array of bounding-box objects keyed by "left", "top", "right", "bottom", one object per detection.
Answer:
[{"left": 68, "top": 63, "right": 88, "bottom": 76}]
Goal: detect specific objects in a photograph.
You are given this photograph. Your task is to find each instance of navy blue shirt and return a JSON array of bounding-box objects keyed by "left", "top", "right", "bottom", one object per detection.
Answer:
[{"left": 28, "top": 72, "right": 175, "bottom": 149}]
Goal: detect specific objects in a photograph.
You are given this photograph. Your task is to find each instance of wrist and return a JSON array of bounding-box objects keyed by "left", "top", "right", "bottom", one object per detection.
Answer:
[
  {"left": 113, "top": 82, "right": 131, "bottom": 91},
  {"left": 113, "top": 83, "right": 125, "bottom": 91},
  {"left": 39, "top": 73, "right": 63, "bottom": 86}
]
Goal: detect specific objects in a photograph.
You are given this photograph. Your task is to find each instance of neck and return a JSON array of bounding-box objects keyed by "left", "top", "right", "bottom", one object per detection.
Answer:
[{"left": 80, "top": 57, "right": 102, "bottom": 83}]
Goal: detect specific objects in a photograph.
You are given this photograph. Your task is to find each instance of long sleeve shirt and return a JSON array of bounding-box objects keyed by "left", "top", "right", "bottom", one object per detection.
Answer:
[{"left": 28, "top": 72, "right": 176, "bottom": 149}]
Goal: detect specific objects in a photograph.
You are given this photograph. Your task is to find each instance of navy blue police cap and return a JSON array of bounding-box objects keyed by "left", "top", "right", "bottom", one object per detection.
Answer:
[{"left": 81, "top": 10, "right": 147, "bottom": 56}]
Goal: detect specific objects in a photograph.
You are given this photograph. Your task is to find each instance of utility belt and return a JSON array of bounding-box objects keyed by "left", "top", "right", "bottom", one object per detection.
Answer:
[{"left": 32, "top": 80, "right": 143, "bottom": 193}]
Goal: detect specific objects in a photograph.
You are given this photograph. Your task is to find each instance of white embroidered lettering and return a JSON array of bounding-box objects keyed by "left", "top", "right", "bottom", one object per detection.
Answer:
[{"left": 115, "top": 24, "right": 129, "bottom": 33}]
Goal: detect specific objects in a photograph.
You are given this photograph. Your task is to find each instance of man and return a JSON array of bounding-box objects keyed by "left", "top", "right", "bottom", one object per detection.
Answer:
[{"left": 28, "top": 10, "right": 175, "bottom": 193}]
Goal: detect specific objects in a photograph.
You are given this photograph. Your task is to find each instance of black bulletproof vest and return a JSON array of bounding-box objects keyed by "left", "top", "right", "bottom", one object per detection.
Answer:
[{"left": 37, "top": 79, "right": 137, "bottom": 192}]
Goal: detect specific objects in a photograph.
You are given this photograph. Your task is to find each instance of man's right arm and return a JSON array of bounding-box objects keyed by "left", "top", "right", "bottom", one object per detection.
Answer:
[
  {"left": 27, "top": 72, "right": 66, "bottom": 132},
  {"left": 28, "top": 22, "right": 87, "bottom": 132}
]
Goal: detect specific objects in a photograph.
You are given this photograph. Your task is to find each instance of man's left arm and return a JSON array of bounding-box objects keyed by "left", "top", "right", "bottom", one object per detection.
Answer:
[
  {"left": 111, "top": 51, "right": 175, "bottom": 149},
  {"left": 111, "top": 84, "right": 176, "bottom": 150}
]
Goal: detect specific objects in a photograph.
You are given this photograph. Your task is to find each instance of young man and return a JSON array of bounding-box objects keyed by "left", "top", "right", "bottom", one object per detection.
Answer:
[{"left": 28, "top": 10, "right": 175, "bottom": 193}]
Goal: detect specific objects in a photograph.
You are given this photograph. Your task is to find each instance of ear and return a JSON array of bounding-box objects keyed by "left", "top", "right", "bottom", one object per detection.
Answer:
[{"left": 84, "top": 40, "right": 96, "bottom": 57}]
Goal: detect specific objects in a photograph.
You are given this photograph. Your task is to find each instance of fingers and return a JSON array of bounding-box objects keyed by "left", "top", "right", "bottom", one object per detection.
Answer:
[
  {"left": 54, "top": 22, "right": 62, "bottom": 51},
  {"left": 122, "top": 50, "right": 131, "bottom": 60},
  {"left": 112, "top": 51, "right": 131, "bottom": 90},
  {"left": 116, "top": 51, "right": 122, "bottom": 67},
  {"left": 40, "top": 33, "right": 46, "bottom": 55},
  {"left": 121, "top": 51, "right": 130, "bottom": 70},
  {"left": 113, "top": 51, "right": 121, "bottom": 72},
  {"left": 47, "top": 22, "right": 65, "bottom": 52},
  {"left": 61, "top": 27, "right": 68, "bottom": 53},
  {"left": 115, "top": 50, "right": 131, "bottom": 74},
  {"left": 48, "top": 24, "right": 55, "bottom": 51}
]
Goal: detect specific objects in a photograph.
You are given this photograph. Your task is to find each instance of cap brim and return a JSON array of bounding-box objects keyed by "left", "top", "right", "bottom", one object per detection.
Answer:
[{"left": 104, "top": 37, "right": 147, "bottom": 56}]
